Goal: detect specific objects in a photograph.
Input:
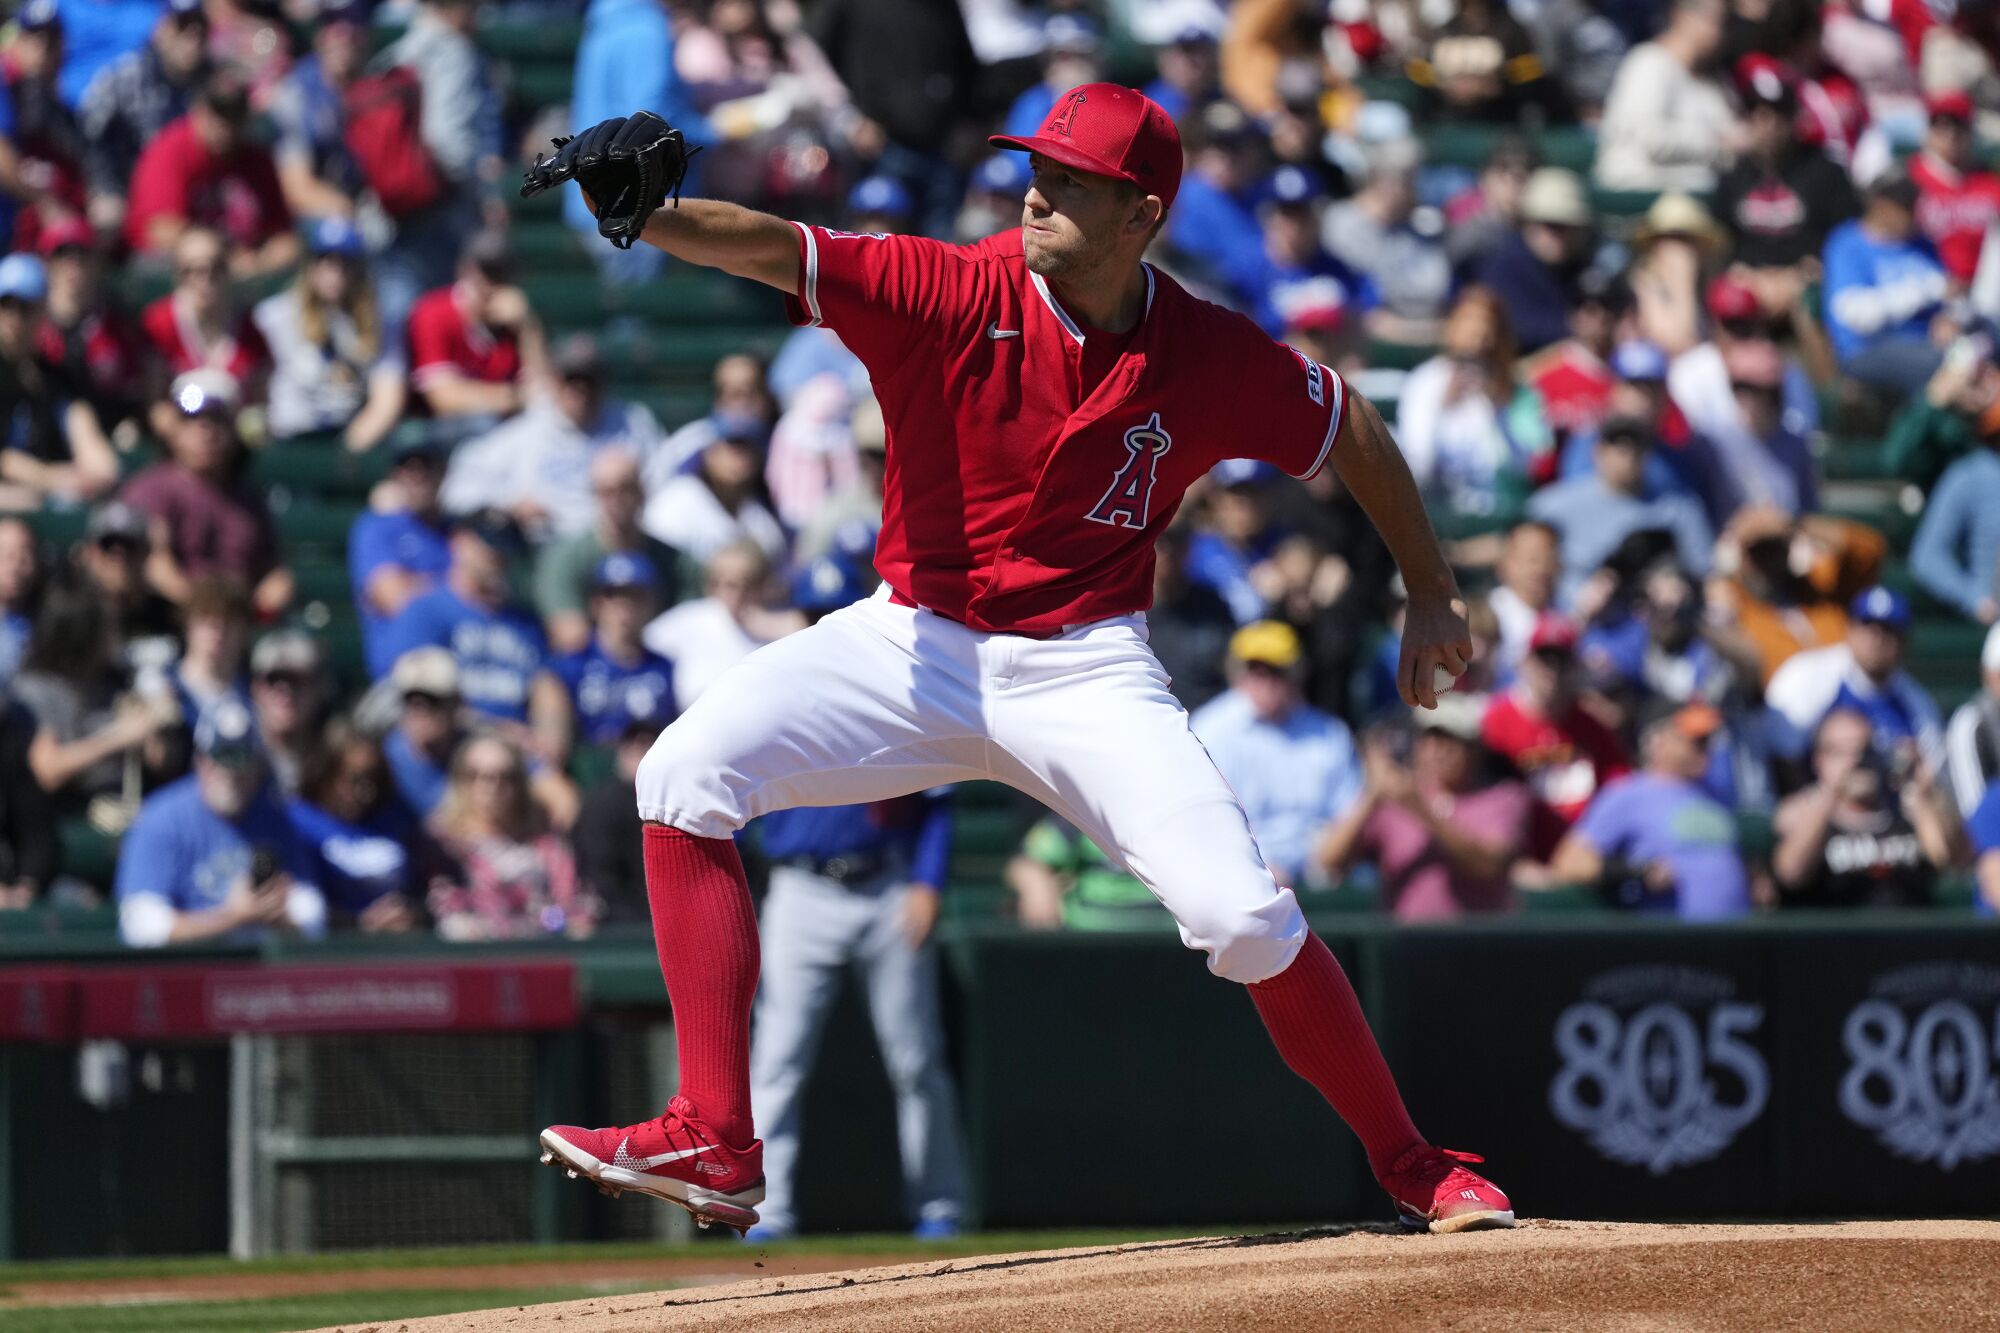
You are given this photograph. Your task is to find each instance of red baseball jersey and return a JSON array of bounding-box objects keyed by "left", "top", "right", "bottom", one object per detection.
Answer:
[
  {"left": 785, "top": 223, "right": 1347, "bottom": 634},
  {"left": 124, "top": 116, "right": 292, "bottom": 255},
  {"left": 408, "top": 284, "right": 523, "bottom": 393},
  {"left": 140, "top": 294, "right": 271, "bottom": 386},
  {"left": 1910, "top": 152, "right": 2000, "bottom": 284},
  {"left": 1480, "top": 692, "right": 1631, "bottom": 859}
]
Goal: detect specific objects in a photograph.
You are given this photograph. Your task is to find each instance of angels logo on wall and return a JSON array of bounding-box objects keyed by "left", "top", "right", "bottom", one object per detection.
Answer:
[
  {"left": 1548, "top": 964, "right": 1769, "bottom": 1175},
  {"left": 1839, "top": 963, "right": 2000, "bottom": 1172}
]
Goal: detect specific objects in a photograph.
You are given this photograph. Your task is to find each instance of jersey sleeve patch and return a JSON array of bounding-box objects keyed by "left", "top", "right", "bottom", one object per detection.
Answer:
[{"left": 1288, "top": 350, "right": 1344, "bottom": 481}]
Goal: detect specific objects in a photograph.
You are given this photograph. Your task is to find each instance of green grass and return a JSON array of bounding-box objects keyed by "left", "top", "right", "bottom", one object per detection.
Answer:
[
  {"left": 2, "top": 1284, "right": 652, "bottom": 1333},
  {"left": 0, "top": 1229, "right": 1186, "bottom": 1287}
]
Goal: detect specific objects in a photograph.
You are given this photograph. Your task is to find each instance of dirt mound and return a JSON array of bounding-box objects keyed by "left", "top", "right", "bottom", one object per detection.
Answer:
[{"left": 306, "top": 1220, "right": 2000, "bottom": 1332}]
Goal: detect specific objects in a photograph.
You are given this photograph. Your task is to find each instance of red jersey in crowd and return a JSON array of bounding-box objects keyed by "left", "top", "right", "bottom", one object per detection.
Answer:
[
  {"left": 38, "top": 308, "right": 144, "bottom": 416},
  {"left": 407, "top": 284, "right": 523, "bottom": 395},
  {"left": 140, "top": 294, "right": 271, "bottom": 387},
  {"left": 1523, "top": 343, "right": 1615, "bottom": 438},
  {"left": 1910, "top": 151, "right": 2000, "bottom": 284},
  {"left": 124, "top": 115, "right": 292, "bottom": 254},
  {"left": 782, "top": 222, "right": 1346, "bottom": 634},
  {"left": 1480, "top": 691, "right": 1631, "bottom": 859}
]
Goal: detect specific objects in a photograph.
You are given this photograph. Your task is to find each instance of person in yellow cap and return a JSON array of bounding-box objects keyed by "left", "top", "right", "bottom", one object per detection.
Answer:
[{"left": 1189, "top": 620, "right": 1363, "bottom": 888}]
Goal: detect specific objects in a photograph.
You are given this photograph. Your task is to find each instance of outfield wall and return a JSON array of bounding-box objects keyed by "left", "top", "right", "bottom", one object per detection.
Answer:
[{"left": 4, "top": 916, "right": 1999, "bottom": 1257}]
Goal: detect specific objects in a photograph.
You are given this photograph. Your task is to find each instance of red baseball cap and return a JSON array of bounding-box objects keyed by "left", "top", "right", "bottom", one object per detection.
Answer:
[
  {"left": 1528, "top": 611, "right": 1579, "bottom": 654},
  {"left": 37, "top": 215, "right": 96, "bottom": 256},
  {"left": 990, "top": 83, "right": 1183, "bottom": 207},
  {"left": 1928, "top": 90, "right": 1975, "bottom": 123},
  {"left": 1706, "top": 274, "right": 1762, "bottom": 324}
]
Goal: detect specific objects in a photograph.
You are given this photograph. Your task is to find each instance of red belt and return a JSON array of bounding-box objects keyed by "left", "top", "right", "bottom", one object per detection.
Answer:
[{"left": 886, "top": 588, "right": 1062, "bottom": 640}]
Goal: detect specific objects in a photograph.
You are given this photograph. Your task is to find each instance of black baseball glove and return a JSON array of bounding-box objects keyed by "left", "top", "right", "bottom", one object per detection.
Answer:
[{"left": 520, "top": 111, "right": 700, "bottom": 250}]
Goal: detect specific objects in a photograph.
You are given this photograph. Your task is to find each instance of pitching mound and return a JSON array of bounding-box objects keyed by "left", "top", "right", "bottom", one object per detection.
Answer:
[{"left": 308, "top": 1220, "right": 2000, "bottom": 1332}]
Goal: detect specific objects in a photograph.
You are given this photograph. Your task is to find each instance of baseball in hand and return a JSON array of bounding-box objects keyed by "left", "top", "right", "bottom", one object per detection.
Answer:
[{"left": 1432, "top": 665, "right": 1457, "bottom": 695}]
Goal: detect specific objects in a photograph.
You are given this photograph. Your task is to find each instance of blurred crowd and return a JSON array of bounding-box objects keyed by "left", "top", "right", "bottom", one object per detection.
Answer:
[{"left": 2, "top": 0, "right": 2000, "bottom": 950}]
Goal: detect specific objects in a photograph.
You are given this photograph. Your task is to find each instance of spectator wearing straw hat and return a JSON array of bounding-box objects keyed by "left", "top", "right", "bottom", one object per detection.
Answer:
[{"left": 1474, "top": 167, "right": 1596, "bottom": 354}]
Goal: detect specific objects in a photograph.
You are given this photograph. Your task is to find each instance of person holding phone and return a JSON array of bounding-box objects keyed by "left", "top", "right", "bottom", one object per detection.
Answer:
[{"left": 114, "top": 698, "right": 326, "bottom": 947}]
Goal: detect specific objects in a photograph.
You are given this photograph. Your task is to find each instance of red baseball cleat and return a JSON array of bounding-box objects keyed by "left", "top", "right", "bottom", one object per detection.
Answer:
[
  {"left": 1379, "top": 1144, "right": 1516, "bottom": 1234},
  {"left": 539, "top": 1095, "right": 765, "bottom": 1231}
]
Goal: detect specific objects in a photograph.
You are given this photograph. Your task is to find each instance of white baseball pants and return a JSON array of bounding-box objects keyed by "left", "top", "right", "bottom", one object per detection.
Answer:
[{"left": 636, "top": 587, "right": 1309, "bottom": 984}]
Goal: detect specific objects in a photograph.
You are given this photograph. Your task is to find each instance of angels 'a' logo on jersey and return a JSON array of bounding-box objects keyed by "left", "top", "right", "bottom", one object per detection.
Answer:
[
  {"left": 1085, "top": 412, "right": 1172, "bottom": 530},
  {"left": 1048, "top": 88, "right": 1087, "bottom": 139}
]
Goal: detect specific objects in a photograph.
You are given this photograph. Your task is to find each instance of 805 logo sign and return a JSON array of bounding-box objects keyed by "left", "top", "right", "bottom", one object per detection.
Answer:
[
  {"left": 1549, "top": 965, "right": 1769, "bottom": 1175},
  {"left": 1838, "top": 963, "right": 2000, "bottom": 1171}
]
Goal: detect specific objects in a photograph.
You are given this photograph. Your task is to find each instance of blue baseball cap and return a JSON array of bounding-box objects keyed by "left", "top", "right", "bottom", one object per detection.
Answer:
[
  {"left": 166, "top": 0, "right": 205, "bottom": 18},
  {"left": 593, "top": 552, "right": 657, "bottom": 593},
  {"left": 1210, "top": 458, "right": 1279, "bottom": 489},
  {"left": 790, "top": 555, "right": 867, "bottom": 614},
  {"left": 971, "top": 152, "right": 1032, "bottom": 196},
  {"left": 1610, "top": 340, "right": 1668, "bottom": 383},
  {"left": 307, "top": 215, "right": 366, "bottom": 258},
  {"left": 847, "top": 175, "right": 914, "bottom": 220},
  {"left": 0, "top": 254, "right": 46, "bottom": 303},
  {"left": 1850, "top": 586, "right": 1911, "bottom": 631},
  {"left": 708, "top": 409, "right": 771, "bottom": 448},
  {"left": 1259, "top": 165, "right": 1319, "bottom": 211},
  {"left": 1043, "top": 11, "right": 1102, "bottom": 53},
  {"left": 18, "top": 0, "right": 60, "bottom": 32},
  {"left": 194, "top": 698, "right": 263, "bottom": 767}
]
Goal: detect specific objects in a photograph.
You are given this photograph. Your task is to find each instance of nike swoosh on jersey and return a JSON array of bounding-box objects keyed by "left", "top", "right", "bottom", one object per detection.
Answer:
[
  {"left": 986, "top": 323, "right": 1021, "bottom": 339},
  {"left": 616, "top": 1137, "right": 721, "bottom": 1169}
]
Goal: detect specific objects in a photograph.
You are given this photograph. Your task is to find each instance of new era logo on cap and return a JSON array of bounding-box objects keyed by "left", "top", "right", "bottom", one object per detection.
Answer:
[{"left": 988, "top": 83, "right": 1184, "bottom": 207}]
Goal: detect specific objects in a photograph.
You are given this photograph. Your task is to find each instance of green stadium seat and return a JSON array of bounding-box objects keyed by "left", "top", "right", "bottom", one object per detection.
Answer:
[
  {"left": 253, "top": 440, "right": 391, "bottom": 501},
  {"left": 1366, "top": 339, "right": 1438, "bottom": 373},
  {"left": 59, "top": 819, "right": 119, "bottom": 891},
  {"left": 272, "top": 499, "right": 367, "bottom": 554},
  {"left": 21, "top": 507, "right": 87, "bottom": 552},
  {"left": 293, "top": 558, "right": 354, "bottom": 608}
]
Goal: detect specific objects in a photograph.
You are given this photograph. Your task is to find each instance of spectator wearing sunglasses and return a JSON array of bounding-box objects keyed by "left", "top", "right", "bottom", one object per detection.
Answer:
[{"left": 248, "top": 630, "right": 328, "bottom": 798}]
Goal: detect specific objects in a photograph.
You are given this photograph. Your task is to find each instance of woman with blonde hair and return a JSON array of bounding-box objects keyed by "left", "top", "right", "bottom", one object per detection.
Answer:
[
  {"left": 1392, "top": 286, "right": 1551, "bottom": 521},
  {"left": 425, "top": 733, "right": 595, "bottom": 941},
  {"left": 252, "top": 217, "right": 406, "bottom": 451}
]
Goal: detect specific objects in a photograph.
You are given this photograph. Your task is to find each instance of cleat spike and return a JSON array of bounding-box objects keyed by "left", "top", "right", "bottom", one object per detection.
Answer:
[
  {"left": 566, "top": 1168, "right": 580, "bottom": 1179},
  {"left": 540, "top": 1152, "right": 554, "bottom": 1165},
  {"left": 696, "top": 1217, "right": 712, "bottom": 1231}
]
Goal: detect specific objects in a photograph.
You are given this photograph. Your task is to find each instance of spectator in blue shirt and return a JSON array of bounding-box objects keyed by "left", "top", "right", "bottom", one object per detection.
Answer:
[
  {"left": 1143, "top": 18, "right": 1223, "bottom": 125},
  {"left": 1185, "top": 461, "right": 1288, "bottom": 625},
  {"left": 54, "top": 0, "right": 167, "bottom": 107},
  {"left": 567, "top": 0, "right": 712, "bottom": 285},
  {"left": 115, "top": 698, "right": 326, "bottom": 947},
  {"left": 265, "top": 6, "right": 367, "bottom": 222},
  {"left": 1823, "top": 170, "right": 1952, "bottom": 395},
  {"left": 377, "top": 517, "right": 558, "bottom": 731},
  {"left": 382, "top": 647, "right": 465, "bottom": 821},
  {"left": 1910, "top": 432, "right": 2000, "bottom": 623},
  {"left": 1549, "top": 702, "right": 1750, "bottom": 920},
  {"left": 1529, "top": 414, "right": 1714, "bottom": 605},
  {"left": 1474, "top": 168, "right": 1596, "bottom": 354},
  {"left": 551, "top": 554, "right": 678, "bottom": 747},
  {"left": 290, "top": 719, "right": 423, "bottom": 932},
  {"left": 1189, "top": 620, "right": 1363, "bottom": 886},
  {"left": 1235, "top": 165, "right": 1375, "bottom": 337},
  {"left": 1165, "top": 103, "right": 1267, "bottom": 299},
  {"left": 350, "top": 435, "right": 453, "bottom": 680},
  {"left": 997, "top": 12, "right": 1102, "bottom": 142}
]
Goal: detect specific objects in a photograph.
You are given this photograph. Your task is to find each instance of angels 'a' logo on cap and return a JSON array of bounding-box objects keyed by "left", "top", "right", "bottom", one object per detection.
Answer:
[{"left": 1047, "top": 88, "right": 1087, "bottom": 139}]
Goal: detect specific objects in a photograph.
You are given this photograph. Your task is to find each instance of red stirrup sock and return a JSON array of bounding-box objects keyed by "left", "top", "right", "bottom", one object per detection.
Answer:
[
  {"left": 642, "top": 822, "right": 759, "bottom": 1146},
  {"left": 1248, "top": 931, "right": 1423, "bottom": 1178}
]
